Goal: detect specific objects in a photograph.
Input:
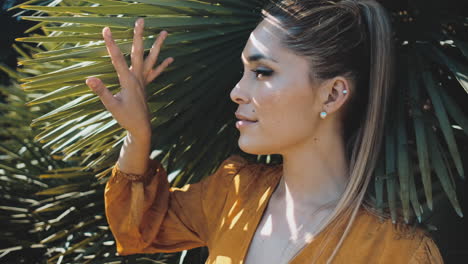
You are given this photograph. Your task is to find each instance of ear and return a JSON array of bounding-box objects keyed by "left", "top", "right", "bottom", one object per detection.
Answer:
[{"left": 321, "top": 77, "right": 351, "bottom": 116}]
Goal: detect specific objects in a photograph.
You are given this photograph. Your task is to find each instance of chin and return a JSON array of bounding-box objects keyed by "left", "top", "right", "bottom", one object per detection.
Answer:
[{"left": 238, "top": 136, "right": 274, "bottom": 156}]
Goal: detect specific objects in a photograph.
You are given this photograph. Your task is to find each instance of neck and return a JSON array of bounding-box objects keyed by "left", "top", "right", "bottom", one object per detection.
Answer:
[{"left": 273, "top": 122, "right": 349, "bottom": 214}]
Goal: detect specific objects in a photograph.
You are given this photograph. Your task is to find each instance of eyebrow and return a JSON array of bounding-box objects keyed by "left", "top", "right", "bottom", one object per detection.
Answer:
[{"left": 243, "top": 53, "right": 278, "bottom": 63}]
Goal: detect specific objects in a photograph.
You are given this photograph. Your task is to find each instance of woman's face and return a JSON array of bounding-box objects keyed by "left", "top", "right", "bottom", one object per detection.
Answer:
[{"left": 230, "top": 17, "right": 331, "bottom": 155}]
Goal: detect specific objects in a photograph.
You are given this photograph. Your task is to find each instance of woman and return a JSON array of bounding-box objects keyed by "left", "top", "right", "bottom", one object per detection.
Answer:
[{"left": 88, "top": 0, "right": 444, "bottom": 263}]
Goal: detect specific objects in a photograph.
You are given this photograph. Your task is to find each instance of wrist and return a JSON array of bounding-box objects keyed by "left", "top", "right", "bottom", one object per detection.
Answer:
[{"left": 127, "top": 130, "right": 151, "bottom": 144}]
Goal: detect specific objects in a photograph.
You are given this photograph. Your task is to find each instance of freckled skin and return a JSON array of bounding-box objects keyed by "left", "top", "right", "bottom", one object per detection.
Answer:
[{"left": 230, "top": 19, "right": 325, "bottom": 156}]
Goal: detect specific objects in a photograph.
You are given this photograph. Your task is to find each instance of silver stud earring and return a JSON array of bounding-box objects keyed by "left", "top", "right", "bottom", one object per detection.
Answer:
[
  {"left": 343, "top": 89, "right": 348, "bottom": 94},
  {"left": 320, "top": 111, "right": 327, "bottom": 119}
]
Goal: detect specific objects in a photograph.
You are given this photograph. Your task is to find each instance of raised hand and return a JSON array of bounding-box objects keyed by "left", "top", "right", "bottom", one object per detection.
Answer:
[{"left": 86, "top": 18, "right": 174, "bottom": 140}]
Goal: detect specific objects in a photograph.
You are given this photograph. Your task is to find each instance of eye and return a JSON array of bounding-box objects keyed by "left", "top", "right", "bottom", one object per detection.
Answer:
[{"left": 251, "top": 68, "right": 274, "bottom": 79}]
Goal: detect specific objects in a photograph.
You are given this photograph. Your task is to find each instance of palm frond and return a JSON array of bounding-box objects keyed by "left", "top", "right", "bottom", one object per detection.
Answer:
[{"left": 2, "top": 0, "right": 467, "bottom": 263}]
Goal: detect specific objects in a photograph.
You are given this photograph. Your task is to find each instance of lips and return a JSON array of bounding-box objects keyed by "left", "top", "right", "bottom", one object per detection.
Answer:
[
  {"left": 235, "top": 112, "right": 258, "bottom": 122},
  {"left": 235, "top": 120, "right": 257, "bottom": 129}
]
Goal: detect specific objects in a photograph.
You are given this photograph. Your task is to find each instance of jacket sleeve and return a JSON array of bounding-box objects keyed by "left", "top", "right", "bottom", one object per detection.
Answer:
[
  {"left": 409, "top": 234, "right": 444, "bottom": 264},
  {"left": 104, "top": 154, "right": 248, "bottom": 256}
]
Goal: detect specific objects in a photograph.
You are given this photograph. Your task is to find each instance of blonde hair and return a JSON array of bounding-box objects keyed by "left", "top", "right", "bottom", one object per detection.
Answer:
[{"left": 261, "top": 0, "right": 395, "bottom": 262}]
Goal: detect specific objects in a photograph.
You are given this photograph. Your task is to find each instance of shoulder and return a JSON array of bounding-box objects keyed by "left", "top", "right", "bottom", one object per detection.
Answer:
[
  {"left": 199, "top": 154, "right": 252, "bottom": 192},
  {"left": 343, "top": 208, "right": 444, "bottom": 263},
  {"left": 214, "top": 154, "right": 280, "bottom": 185},
  {"left": 207, "top": 154, "right": 249, "bottom": 178},
  {"left": 221, "top": 154, "right": 251, "bottom": 170},
  {"left": 215, "top": 154, "right": 251, "bottom": 182}
]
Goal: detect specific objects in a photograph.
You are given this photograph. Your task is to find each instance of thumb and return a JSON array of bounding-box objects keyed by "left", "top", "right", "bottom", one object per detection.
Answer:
[{"left": 86, "top": 77, "right": 119, "bottom": 112}]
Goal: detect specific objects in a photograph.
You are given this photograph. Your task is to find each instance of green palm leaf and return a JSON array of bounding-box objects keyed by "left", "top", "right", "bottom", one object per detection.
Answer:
[{"left": 2, "top": 0, "right": 467, "bottom": 263}]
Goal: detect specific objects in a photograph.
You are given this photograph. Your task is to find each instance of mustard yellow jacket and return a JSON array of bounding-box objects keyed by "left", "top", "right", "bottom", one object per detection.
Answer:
[{"left": 104, "top": 154, "right": 444, "bottom": 263}]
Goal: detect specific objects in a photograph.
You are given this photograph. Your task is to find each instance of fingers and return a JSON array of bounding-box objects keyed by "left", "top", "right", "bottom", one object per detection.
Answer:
[
  {"left": 103, "top": 27, "right": 129, "bottom": 80},
  {"left": 86, "top": 77, "right": 119, "bottom": 112},
  {"left": 131, "top": 18, "right": 145, "bottom": 75},
  {"left": 143, "top": 30, "right": 168, "bottom": 76},
  {"left": 145, "top": 57, "right": 174, "bottom": 85}
]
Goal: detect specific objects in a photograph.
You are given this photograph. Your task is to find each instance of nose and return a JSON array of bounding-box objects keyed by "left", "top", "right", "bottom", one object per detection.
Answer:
[{"left": 230, "top": 81, "right": 250, "bottom": 105}]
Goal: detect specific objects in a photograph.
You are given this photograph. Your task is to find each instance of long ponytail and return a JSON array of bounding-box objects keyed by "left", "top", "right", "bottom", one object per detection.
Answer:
[{"left": 324, "top": 1, "right": 395, "bottom": 262}]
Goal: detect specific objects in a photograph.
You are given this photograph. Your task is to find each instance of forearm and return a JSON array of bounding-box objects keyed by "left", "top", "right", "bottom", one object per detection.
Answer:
[{"left": 116, "top": 132, "right": 152, "bottom": 175}]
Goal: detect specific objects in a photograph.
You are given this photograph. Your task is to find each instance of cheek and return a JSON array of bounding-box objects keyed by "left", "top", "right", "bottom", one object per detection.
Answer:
[
  {"left": 252, "top": 77, "right": 318, "bottom": 148},
  {"left": 237, "top": 70, "right": 319, "bottom": 155},
  {"left": 258, "top": 78, "right": 317, "bottom": 132}
]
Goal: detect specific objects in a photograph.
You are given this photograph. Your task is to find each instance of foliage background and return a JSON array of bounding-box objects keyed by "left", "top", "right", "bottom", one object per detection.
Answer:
[{"left": 0, "top": 0, "right": 467, "bottom": 263}]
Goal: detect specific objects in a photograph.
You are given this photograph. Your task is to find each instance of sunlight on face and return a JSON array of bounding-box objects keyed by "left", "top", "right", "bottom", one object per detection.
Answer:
[{"left": 230, "top": 17, "right": 323, "bottom": 155}]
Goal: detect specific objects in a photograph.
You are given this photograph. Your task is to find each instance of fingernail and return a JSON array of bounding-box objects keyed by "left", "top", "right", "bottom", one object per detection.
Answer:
[
  {"left": 103, "top": 27, "right": 109, "bottom": 37},
  {"left": 87, "top": 78, "right": 97, "bottom": 88},
  {"left": 136, "top": 18, "right": 144, "bottom": 26}
]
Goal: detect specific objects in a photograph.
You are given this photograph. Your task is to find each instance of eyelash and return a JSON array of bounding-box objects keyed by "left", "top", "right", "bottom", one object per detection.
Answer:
[{"left": 249, "top": 69, "right": 274, "bottom": 79}]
